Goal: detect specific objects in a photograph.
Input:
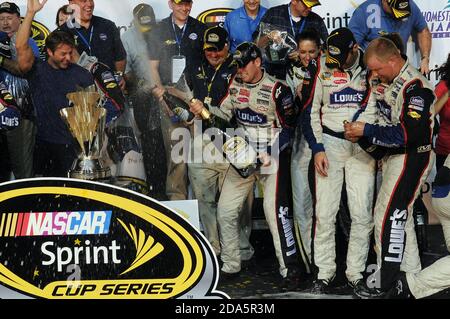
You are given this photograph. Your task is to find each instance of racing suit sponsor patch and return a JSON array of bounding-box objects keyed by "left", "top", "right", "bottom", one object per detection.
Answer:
[
  {"left": 377, "top": 100, "right": 392, "bottom": 120},
  {"left": 321, "top": 71, "right": 332, "bottom": 80},
  {"left": 230, "top": 88, "right": 238, "bottom": 95},
  {"left": 261, "top": 84, "right": 272, "bottom": 93},
  {"left": 239, "top": 88, "right": 250, "bottom": 97},
  {"left": 333, "top": 71, "right": 347, "bottom": 78},
  {"left": 275, "top": 86, "right": 282, "bottom": 99},
  {"left": 407, "top": 110, "right": 421, "bottom": 119},
  {"left": 334, "top": 79, "right": 348, "bottom": 85},
  {"left": 235, "top": 107, "right": 267, "bottom": 124},
  {"left": 408, "top": 96, "right": 425, "bottom": 111},
  {"left": 329, "top": 87, "right": 365, "bottom": 108},
  {"left": 257, "top": 92, "right": 270, "bottom": 99},
  {"left": 237, "top": 97, "right": 249, "bottom": 103},
  {"left": 257, "top": 98, "right": 269, "bottom": 106},
  {"left": 417, "top": 144, "right": 432, "bottom": 153},
  {"left": 384, "top": 209, "right": 407, "bottom": 263},
  {"left": 281, "top": 96, "right": 293, "bottom": 109}
]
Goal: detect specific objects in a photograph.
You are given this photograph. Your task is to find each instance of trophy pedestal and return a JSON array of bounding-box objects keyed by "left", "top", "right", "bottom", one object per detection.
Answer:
[{"left": 69, "top": 157, "right": 111, "bottom": 181}]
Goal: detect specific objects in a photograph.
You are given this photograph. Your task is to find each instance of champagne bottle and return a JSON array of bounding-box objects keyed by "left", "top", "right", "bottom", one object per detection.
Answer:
[
  {"left": 193, "top": 100, "right": 259, "bottom": 178},
  {"left": 162, "top": 92, "right": 195, "bottom": 122}
]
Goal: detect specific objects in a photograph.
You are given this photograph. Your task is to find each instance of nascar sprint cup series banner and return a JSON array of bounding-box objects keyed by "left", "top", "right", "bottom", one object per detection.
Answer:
[{"left": 0, "top": 179, "right": 226, "bottom": 299}]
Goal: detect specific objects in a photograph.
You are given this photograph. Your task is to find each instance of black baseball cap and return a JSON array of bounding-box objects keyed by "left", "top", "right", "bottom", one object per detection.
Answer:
[
  {"left": 232, "top": 42, "right": 262, "bottom": 68},
  {"left": 172, "top": 0, "right": 193, "bottom": 3},
  {"left": 133, "top": 3, "right": 156, "bottom": 32},
  {"left": 0, "top": 2, "right": 20, "bottom": 16},
  {"left": 325, "top": 27, "right": 356, "bottom": 69},
  {"left": 203, "top": 26, "right": 228, "bottom": 51},
  {"left": 386, "top": 0, "right": 411, "bottom": 19}
]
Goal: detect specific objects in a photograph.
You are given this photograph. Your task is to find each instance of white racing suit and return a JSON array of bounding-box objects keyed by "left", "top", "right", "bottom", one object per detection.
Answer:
[
  {"left": 406, "top": 156, "right": 450, "bottom": 298},
  {"left": 286, "top": 58, "right": 320, "bottom": 272},
  {"left": 303, "top": 51, "right": 376, "bottom": 283},
  {"left": 356, "top": 60, "right": 435, "bottom": 291},
  {"left": 209, "top": 71, "right": 302, "bottom": 277}
]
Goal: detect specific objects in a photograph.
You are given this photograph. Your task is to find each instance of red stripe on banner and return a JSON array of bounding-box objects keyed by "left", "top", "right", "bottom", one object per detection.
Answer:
[
  {"left": 15, "top": 213, "right": 24, "bottom": 237},
  {"left": 21, "top": 212, "right": 30, "bottom": 236}
]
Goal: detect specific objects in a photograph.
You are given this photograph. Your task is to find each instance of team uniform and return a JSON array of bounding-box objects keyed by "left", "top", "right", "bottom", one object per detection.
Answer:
[
  {"left": 357, "top": 60, "right": 435, "bottom": 291},
  {"left": 209, "top": 71, "right": 302, "bottom": 277},
  {"left": 286, "top": 56, "right": 320, "bottom": 272},
  {"left": 303, "top": 51, "right": 376, "bottom": 283}
]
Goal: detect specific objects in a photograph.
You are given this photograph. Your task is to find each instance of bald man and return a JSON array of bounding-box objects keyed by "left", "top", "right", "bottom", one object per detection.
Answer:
[{"left": 344, "top": 37, "right": 436, "bottom": 298}]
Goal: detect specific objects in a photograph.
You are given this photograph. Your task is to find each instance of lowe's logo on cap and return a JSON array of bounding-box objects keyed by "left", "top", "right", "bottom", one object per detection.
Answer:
[
  {"left": 399, "top": 1, "right": 409, "bottom": 9},
  {"left": 139, "top": 16, "right": 152, "bottom": 24},
  {"left": 233, "top": 50, "right": 242, "bottom": 60},
  {"left": 328, "top": 45, "right": 341, "bottom": 56},
  {"left": 207, "top": 33, "right": 219, "bottom": 42}
]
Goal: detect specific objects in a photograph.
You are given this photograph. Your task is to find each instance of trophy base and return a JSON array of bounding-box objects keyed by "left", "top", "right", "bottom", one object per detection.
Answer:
[{"left": 69, "top": 157, "right": 111, "bottom": 181}]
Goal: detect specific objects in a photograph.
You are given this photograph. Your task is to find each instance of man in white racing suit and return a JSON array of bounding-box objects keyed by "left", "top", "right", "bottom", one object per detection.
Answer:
[
  {"left": 190, "top": 42, "right": 304, "bottom": 289},
  {"left": 303, "top": 27, "right": 376, "bottom": 293},
  {"left": 385, "top": 156, "right": 450, "bottom": 299},
  {"left": 346, "top": 37, "right": 435, "bottom": 298}
]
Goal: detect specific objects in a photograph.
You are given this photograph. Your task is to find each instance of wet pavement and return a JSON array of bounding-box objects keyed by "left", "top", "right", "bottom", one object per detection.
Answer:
[{"left": 217, "top": 225, "right": 449, "bottom": 299}]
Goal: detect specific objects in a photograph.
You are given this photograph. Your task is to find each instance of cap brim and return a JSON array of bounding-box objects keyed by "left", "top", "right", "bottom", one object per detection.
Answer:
[
  {"left": 203, "top": 43, "right": 220, "bottom": 50},
  {"left": 138, "top": 25, "right": 152, "bottom": 32},
  {"left": 302, "top": 0, "right": 321, "bottom": 8},
  {"left": 325, "top": 52, "right": 345, "bottom": 69},
  {"left": 391, "top": 7, "right": 411, "bottom": 19}
]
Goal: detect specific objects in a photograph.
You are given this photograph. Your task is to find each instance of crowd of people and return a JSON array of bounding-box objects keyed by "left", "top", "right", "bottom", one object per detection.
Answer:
[{"left": 0, "top": 0, "right": 448, "bottom": 299}]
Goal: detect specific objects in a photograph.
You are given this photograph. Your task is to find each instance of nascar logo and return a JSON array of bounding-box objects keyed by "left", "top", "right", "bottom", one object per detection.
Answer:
[{"left": 0, "top": 211, "right": 111, "bottom": 237}]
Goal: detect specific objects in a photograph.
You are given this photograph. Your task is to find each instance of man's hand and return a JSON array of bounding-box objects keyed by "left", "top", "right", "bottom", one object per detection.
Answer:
[
  {"left": 258, "top": 152, "right": 271, "bottom": 167},
  {"left": 344, "top": 121, "right": 365, "bottom": 139},
  {"left": 314, "top": 151, "right": 329, "bottom": 177},
  {"left": 151, "top": 85, "right": 165, "bottom": 102},
  {"left": 27, "top": 0, "right": 47, "bottom": 14},
  {"left": 268, "top": 30, "right": 282, "bottom": 44},
  {"left": 189, "top": 98, "right": 205, "bottom": 116},
  {"left": 288, "top": 50, "right": 300, "bottom": 63},
  {"left": 420, "top": 57, "right": 430, "bottom": 75}
]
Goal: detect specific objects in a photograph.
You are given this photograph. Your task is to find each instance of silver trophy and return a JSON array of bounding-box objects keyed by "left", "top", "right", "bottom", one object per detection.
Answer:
[
  {"left": 257, "top": 22, "right": 297, "bottom": 64},
  {"left": 60, "top": 87, "right": 111, "bottom": 180}
]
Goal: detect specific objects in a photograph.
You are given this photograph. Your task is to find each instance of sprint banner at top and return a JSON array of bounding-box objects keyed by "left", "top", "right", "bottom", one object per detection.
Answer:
[{"left": 12, "top": 0, "right": 450, "bottom": 81}]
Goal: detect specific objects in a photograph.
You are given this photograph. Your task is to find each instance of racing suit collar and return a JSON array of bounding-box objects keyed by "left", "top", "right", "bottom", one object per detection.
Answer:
[
  {"left": 389, "top": 57, "right": 409, "bottom": 86},
  {"left": 243, "top": 69, "right": 266, "bottom": 88},
  {"left": 343, "top": 49, "right": 361, "bottom": 72}
]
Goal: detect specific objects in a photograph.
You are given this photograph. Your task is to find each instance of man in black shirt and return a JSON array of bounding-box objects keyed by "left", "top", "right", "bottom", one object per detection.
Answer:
[
  {"left": 255, "top": 0, "right": 328, "bottom": 80},
  {"left": 150, "top": 0, "right": 206, "bottom": 200},
  {"left": 185, "top": 26, "right": 254, "bottom": 261},
  {"left": 59, "top": 0, "right": 126, "bottom": 87}
]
